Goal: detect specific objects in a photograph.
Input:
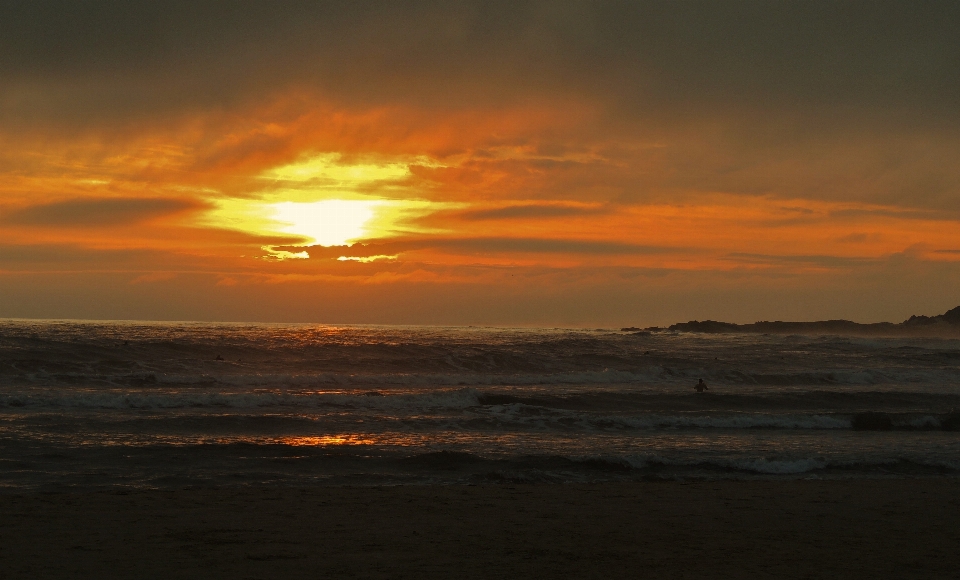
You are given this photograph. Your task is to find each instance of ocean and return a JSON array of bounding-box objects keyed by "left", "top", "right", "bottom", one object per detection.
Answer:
[{"left": 1, "top": 320, "right": 958, "bottom": 490}]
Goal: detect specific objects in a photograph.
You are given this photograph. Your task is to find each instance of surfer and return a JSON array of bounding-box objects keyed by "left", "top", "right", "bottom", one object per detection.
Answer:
[{"left": 694, "top": 378, "right": 708, "bottom": 393}]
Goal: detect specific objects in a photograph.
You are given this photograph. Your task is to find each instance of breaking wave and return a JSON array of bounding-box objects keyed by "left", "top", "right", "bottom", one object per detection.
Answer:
[{"left": 2, "top": 321, "right": 959, "bottom": 489}]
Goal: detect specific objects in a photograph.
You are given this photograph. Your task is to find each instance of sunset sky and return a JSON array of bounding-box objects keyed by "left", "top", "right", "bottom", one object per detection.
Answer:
[{"left": 1, "top": 1, "right": 959, "bottom": 325}]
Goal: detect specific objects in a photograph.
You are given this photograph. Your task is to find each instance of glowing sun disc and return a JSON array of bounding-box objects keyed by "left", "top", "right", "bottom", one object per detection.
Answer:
[{"left": 271, "top": 199, "right": 381, "bottom": 246}]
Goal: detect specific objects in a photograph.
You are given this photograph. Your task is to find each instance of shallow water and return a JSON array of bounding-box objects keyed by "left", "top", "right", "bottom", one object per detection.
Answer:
[{"left": 1, "top": 320, "right": 959, "bottom": 489}]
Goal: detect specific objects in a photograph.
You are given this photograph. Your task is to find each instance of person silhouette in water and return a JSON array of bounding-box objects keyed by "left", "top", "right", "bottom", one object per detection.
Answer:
[{"left": 694, "top": 378, "right": 708, "bottom": 393}]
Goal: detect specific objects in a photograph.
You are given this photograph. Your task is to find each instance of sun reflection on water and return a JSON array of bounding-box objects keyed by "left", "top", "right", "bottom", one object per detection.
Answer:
[{"left": 282, "top": 435, "right": 377, "bottom": 446}]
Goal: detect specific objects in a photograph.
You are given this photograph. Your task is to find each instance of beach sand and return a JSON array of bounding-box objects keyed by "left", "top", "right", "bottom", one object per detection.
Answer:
[{"left": 2, "top": 479, "right": 958, "bottom": 579}]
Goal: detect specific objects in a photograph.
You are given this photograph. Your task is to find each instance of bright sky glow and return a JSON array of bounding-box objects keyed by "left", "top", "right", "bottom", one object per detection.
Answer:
[
  {"left": 271, "top": 199, "right": 381, "bottom": 246},
  {"left": 198, "top": 153, "right": 450, "bottom": 256},
  {"left": 265, "top": 153, "right": 410, "bottom": 181},
  {"left": 256, "top": 154, "right": 445, "bottom": 247}
]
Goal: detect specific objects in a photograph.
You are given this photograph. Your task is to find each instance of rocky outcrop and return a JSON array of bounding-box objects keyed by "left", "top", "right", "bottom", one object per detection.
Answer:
[
  {"left": 663, "top": 306, "right": 960, "bottom": 336},
  {"left": 903, "top": 305, "right": 960, "bottom": 326}
]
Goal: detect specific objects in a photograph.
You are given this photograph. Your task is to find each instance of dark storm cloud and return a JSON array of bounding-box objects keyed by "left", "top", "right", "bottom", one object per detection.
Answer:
[
  {"left": 724, "top": 252, "right": 875, "bottom": 268},
  {"left": 0, "top": 243, "right": 158, "bottom": 265},
  {"left": 2, "top": 198, "right": 206, "bottom": 227},
  {"left": 1, "top": 0, "right": 957, "bottom": 123},
  {"left": 435, "top": 237, "right": 683, "bottom": 255},
  {"left": 829, "top": 207, "right": 956, "bottom": 220},
  {"left": 459, "top": 204, "right": 609, "bottom": 221}
]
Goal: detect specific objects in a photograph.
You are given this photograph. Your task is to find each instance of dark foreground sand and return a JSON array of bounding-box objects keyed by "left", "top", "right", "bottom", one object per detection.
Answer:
[{"left": 2, "top": 479, "right": 959, "bottom": 579}]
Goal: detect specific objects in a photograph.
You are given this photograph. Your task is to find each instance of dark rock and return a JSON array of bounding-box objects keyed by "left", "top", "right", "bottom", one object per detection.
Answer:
[
  {"left": 852, "top": 412, "right": 893, "bottom": 431},
  {"left": 668, "top": 320, "right": 742, "bottom": 333},
  {"left": 940, "top": 412, "right": 960, "bottom": 431},
  {"left": 941, "top": 306, "right": 960, "bottom": 325},
  {"left": 401, "top": 451, "right": 481, "bottom": 469},
  {"left": 903, "top": 306, "right": 960, "bottom": 326},
  {"left": 903, "top": 314, "right": 936, "bottom": 326},
  {"left": 129, "top": 374, "right": 157, "bottom": 386}
]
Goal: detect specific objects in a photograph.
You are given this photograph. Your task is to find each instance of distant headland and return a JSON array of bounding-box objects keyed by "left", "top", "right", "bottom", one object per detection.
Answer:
[{"left": 624, "top": 306, "right": 960, "bottom": 337}]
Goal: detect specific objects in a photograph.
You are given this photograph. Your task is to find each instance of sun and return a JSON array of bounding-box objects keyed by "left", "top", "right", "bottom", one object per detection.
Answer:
[
  {"left": 270, "top": 199, "right": 381, "bottom": 247},
  {"left": 198, "top": 152, "right": 452, "bottom": 257}
]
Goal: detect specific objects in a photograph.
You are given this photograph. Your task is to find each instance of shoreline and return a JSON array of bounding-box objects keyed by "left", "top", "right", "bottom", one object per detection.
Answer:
[{"left": 4, "top": 479, "right": 959, "bottom": 579}]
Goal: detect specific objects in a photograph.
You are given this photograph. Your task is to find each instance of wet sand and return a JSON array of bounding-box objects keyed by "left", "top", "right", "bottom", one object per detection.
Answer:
[{"left": 2, "top": 479, "right": 959, "bottom": 579}]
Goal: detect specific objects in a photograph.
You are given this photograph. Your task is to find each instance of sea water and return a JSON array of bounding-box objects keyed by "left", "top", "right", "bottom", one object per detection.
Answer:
[{"left": 1, "top": 320, "right": 958, "bottom": 490}]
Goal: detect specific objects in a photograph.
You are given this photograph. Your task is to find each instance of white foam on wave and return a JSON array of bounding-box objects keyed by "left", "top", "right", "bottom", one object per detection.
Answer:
[
  {"left": 482, "top": 404, "right": 850, "bottom": 430},
  {"left": 616, "top": 413, "right": 849, "bottom": 430},
  {"left": 902, "top": 415, "right": 941, "bottom": 429},
  {"left": 0, "top": 369, "right": 670, "bottom": 389},
  {"left": 730, "top": 457, "right": 828, "bottom": 474},
  {"left": 5, "top": 364, "right": 959, "bottom": 390},
  {"left": 0, "top": 389, "right": 855, "bottom": 431},
  {"left": 189, "top": 368, "right": 665, "bottom": 387},
  {"left": 609, "top": 454, "right": 828, "bottom": 474},
  {"left": 0, "top": 387, "right": 484, "bottom": 411},
  {"left": 203, "top": 366, "right": 951, "bottom": 388}
]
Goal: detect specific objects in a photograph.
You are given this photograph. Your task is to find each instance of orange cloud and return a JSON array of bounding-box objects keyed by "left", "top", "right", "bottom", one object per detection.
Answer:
[{"left": 2, "top": 89, "right": 960, "bottom": 324}]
